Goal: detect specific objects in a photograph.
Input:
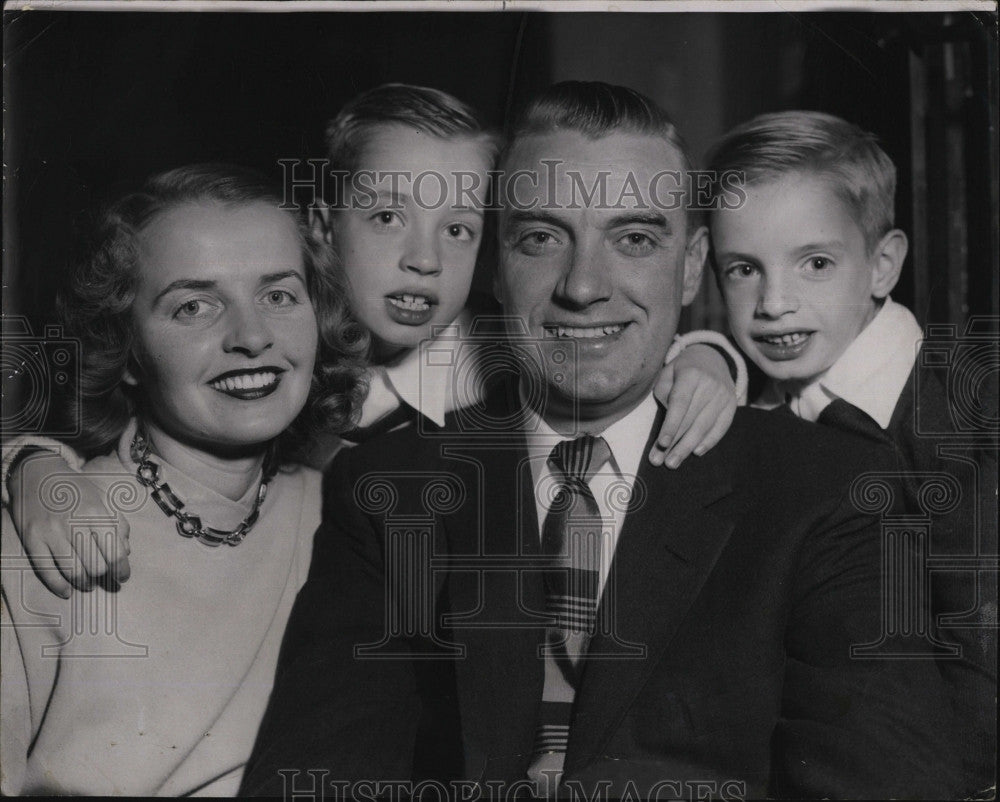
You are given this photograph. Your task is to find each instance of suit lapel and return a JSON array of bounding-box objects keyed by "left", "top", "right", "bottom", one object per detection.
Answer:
[
  {"left": 566, "top": 426, "right": 738, "bottom": 767},
  {"left": 442, "top": 386, "right": 547, "bottom": 779}
]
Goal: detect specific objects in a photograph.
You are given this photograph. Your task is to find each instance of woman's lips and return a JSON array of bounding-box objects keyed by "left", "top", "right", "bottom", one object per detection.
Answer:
[{"left": 209, "top": 369, "right": 283, "bottom": 400}]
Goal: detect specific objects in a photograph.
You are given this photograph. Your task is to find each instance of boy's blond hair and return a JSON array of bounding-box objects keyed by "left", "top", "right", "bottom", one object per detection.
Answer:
[
  {"left": 324, "top": 83, "right": 497, "bottom": 182},
  {"left": 706, "top": 110, "right": 897, "bottom": 251}
]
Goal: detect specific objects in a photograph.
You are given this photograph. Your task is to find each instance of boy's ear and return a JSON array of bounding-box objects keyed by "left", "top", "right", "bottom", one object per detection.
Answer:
[
  {"left": 310, "top": 204, "right": 333, "bottom": 245},
  {"left": 682, "top": 225, "right": 709, "bottom": 305},
  {"left": 871, "top": 229, "right": 908, "bottom": 299}
]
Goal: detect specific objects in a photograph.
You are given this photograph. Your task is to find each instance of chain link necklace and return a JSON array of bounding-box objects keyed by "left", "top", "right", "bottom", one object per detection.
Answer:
[{"left": 129, "top": 425, "right": 276, "bottom": 547}]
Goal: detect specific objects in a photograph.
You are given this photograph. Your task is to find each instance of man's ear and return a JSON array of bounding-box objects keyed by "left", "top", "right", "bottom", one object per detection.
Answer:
[
  {"left": 682, "top": 225, "right": 709, "bottom": 305},
  {"left": 871, "top": 229, "right": 908, "bottom": 299},
  {"left": 310, "top": 204, "right": 334, "bottom": 245}
]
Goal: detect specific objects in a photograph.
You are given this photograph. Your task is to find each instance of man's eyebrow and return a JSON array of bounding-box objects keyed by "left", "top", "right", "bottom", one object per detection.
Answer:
[
  {"left": 606, "top": 212, "right": 670, "bottom": 230},
  {"left": 260, "top": 270, "right": 306, "bottom": 285},
  {"left": 505, "top": 210, "right": 568, "bottom": 230}
]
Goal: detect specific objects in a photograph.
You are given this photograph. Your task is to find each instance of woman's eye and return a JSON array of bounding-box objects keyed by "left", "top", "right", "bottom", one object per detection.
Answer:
[
  {"left": 173, "top": 299, "right": 213, "bottom": 319},
  {"left": 264, "top": 289, "right": 297, "bottom": 306},
  {"left": 809, "top": 257, "right": 831, "bottom": 271}
]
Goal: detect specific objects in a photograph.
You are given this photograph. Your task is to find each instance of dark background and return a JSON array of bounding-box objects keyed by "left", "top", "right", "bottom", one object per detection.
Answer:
[{"left": 3, "top": 8, "right": 997, "bottom": 429}]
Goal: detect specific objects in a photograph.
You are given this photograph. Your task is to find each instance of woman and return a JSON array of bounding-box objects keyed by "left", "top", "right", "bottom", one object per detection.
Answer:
[{"left": 0, "top": 164, "right": 367, "bottom": 796}]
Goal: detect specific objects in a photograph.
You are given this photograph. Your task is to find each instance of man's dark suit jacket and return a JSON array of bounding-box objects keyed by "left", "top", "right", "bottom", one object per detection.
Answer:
[
  {"left": 817, "top": 353, "right": 998, "bottom": 796},
  {"left": 242, "top": 383, "right": 961, "bottom": 799}
]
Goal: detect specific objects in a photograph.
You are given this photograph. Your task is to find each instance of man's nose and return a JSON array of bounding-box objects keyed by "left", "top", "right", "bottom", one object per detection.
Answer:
[
  {"left": 555, "top": 242, "right": 613, "bottom": 308},
  {"left": 222, "top": 305, "right": 274, "bottom": 357},
  {"left": 755, "top": 274, "right": 798, "bottom": 318},
  {"left": 399, "top": 228, "right": 443, "bottom": 277}
]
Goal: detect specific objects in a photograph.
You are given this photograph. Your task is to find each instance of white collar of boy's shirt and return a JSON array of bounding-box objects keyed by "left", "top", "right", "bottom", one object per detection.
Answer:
[
  {"left": 755, "top": 297, "right": 923, "bottom": 428},
  {"left": 523, "top": 389, "right": 659, "bottom": 592},
  {"left": 357, "top": 313, "right": 474, "bottom": 429}
]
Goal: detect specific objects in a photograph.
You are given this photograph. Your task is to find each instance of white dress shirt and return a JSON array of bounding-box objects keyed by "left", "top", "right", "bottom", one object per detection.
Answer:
[
  {"left": 523, "top": 393, "right": 659, "bottom": 596},
  {"left": 755, "top": 297, "right": 923, "bottom": 428}
]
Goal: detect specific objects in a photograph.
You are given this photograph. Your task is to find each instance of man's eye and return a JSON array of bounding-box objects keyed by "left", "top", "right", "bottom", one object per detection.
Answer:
[
  {"left": 808, "top": 257, "right": 831, "bottom": 271},
  {"left": 617, "top": 232, "right": 655, "bottom": 255},
  {"left": 515, "top": 230, "right": 560, "bottom": 255}
]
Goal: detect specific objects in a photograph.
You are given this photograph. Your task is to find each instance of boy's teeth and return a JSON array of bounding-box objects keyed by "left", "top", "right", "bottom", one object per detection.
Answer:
[
  {"left": 212, "top": 371, "right": 278, "bottom": 392},
  {"left": 550, "top": 324, "right": 623, "bottom": 339},
  {"left": 763, "top": 332, "right": 809, "bottom": 346},
  {"left": 389, "top": 294, "right": 431, "bottom": 311}
]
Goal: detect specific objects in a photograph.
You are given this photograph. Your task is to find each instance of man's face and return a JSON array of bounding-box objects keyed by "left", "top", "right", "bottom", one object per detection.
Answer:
[{"left": 497, "top": 130, "right": 706, "bottom": 427}]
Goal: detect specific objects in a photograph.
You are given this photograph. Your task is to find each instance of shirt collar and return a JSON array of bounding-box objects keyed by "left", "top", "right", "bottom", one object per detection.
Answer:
[
  {"left": 522, "top": 391, "right": 659, "bottom": 482},
  {"left": 378, "top": 314, "right": 471, "bottom": 428},
  {"left": 763, "top": 297, "right": 923, "bottom": 427}
]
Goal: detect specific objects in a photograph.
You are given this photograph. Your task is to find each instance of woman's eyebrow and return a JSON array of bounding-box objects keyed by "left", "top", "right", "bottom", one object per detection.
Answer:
[
  {"left": 152, "top": 279, "right": 215, "bottom": 307},
  {"left": 152, "top": 272, "right": 305, "bottom": 307}
]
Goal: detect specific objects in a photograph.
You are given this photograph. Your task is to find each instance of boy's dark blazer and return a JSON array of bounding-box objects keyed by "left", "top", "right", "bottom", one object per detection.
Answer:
[
  {"left": 818, "top": 351, "right": 998, "bottom": 795},
  {"left": 241, "top": 380, "right": 962, "bottom": 799}
]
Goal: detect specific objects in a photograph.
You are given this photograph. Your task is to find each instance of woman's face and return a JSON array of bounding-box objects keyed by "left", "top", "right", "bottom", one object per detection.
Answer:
[{"left": 126, "top": 200, "right": 318, "bottom": 455}]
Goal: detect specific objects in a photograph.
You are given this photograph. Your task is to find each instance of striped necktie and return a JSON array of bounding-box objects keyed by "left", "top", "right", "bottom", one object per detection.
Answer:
[{"left": 528, "top": 435, "right": 612, "bottom": 795}]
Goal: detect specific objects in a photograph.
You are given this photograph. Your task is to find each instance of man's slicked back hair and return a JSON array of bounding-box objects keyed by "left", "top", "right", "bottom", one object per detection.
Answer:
[{"left": 501, "top": 81, "right": 693, "bottom": 174}]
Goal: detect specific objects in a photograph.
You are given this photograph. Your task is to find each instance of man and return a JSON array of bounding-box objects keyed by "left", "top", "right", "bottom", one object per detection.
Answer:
[{"left": 242, "top": 82, "right": 960, "bottom": 799}]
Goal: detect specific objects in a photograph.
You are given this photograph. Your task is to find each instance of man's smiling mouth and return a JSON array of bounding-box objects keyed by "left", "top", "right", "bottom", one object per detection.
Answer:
[{"left": 543, "top": 323, "right": 625, "bottom": 339}]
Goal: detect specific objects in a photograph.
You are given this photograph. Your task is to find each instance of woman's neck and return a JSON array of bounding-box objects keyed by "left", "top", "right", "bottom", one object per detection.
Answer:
[{"left": 143, "top": 421, "right": 266, "bottom": 502}]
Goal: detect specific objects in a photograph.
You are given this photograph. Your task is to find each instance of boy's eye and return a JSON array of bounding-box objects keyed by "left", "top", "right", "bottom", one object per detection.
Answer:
[
  {"left": 724, "top": 263, "right": 758, "bottom": 280},
  {"left": 371, "top": 210, "right": 403, "bottom": 227},
  {"left": 616, "top": 231, "right": 656, "bottom": 256},
  {"left": 445, "top": 223, "right": 478, "bottom": 243}
]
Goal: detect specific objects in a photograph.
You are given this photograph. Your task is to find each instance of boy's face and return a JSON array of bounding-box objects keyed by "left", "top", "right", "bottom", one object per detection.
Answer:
[
  {"left": 712, "top": 171, "right": 890, "bottom": 388},
  {"left": 331, "top": 124, "right": 490, "bottom": 361}
]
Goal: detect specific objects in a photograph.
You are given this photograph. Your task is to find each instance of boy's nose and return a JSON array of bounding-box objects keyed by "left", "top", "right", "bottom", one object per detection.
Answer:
[
  {"left": 755, "top": 276, "right": 798, "bottom": 318},
  {"left": 222, "top": 306, "right": 274, "bottom": 356},
  {"left": 400, "top": 231, "right": 443, "bottom": 276}
]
